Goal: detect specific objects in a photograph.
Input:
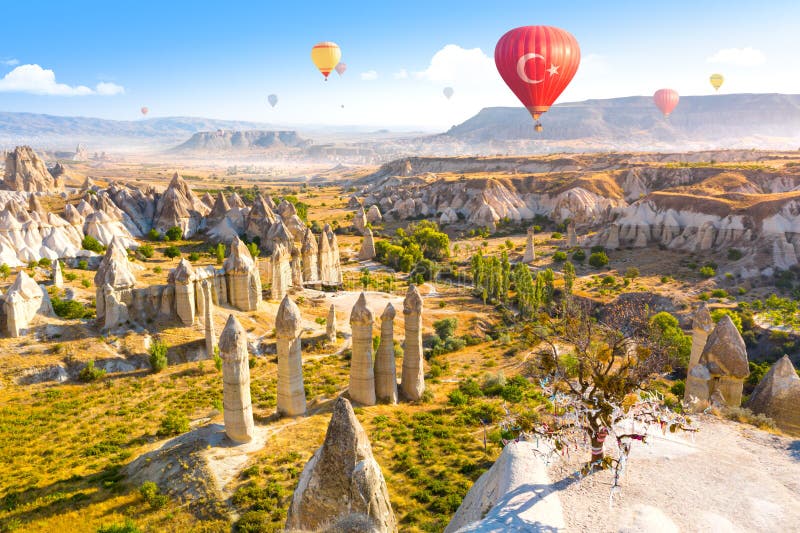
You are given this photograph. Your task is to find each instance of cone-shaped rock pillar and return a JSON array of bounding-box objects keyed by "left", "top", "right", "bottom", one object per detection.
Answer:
[
  {"left": 375, "top": 303, "right": 398, "bottom": 404},
  {"left": 401, "top": 284, "right": 425, "bottom": 401},
  {"left": 219, "top": 314, "right": 254, "bottom": 443},
  {"left": 276, "top": 295, "right": 307, "bottom": 417},
  {"left": 349, "top": 293, "right": 376, "bottom": 406}
]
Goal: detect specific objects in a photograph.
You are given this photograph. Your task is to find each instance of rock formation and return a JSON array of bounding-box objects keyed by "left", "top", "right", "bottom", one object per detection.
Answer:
[
  {"left": 153, "top": 172, "right": 209, "bottom": 237},
  {"left": 326, "top": 304, "right": 336, "bottom": 342},
  {"left": 375, "top": 303, "right": 398, "bottom": 404},
  {"left": 168, "top": 259, "right": 197, "bottom": 326},
  {"left": 318, "top": 224, "right": 342, "bottom": 286},
  {"left": 52, "top": 260, "right": 64, "bottom": 289},
  {"left": 445, "top": 440, "right": 565, "bottom": 532},
  {"left": 3, "top": 271, "right": 53, "bottom": 337},
  {"left": 94, "top": 237, "right": 136, "bottom": 324},
  {"left": 276, "top": 295, "right": 306, "bottom": 417},
  {"left": 353, "top": 206, "right": 368, "bottom": 234},
  {"left": 366, "top": 205, "right": 382, "bottom": 224},
  {"left": 401, "top": 284, "right": 425, "bottom": 401},
  {"left": 566, "top": 221, "right": 578, "bottom": 247},
  {"left": 201, "top": 280, "right": 216, "bottom": 358},
  {"left": 685, "top": 314, "right": 749, "bottom": 409},
  {"left": 688, "top": 303, "right": 714, "bottom": 370},
  {"left": 219, "top": 314, "right": 255, "bottom": 443},
  {"left": 301, "top": 228, "right": 319, "bottom": 284},
  {"left": 285, "top": 397, "right": 396, "bottom": 532},
  {"left": 3, "top": 146, "right": 61, "bottom": 192},
  {"left": 224, "top": 236, "right": 261, "bottom": 311},
  {"left": 746, "top": 355, "right": 800, "bottom": 434},
  {"left": 349, "top": 293, "right": 376, "bottom": 406},
  {"left": 290, "top": 247, "right": 303, "bottom": 288},
  {"left": 358, "top": 227, "right": 376, "bottom": 261},
  {"left": 523, "top": 227, "right": 535, "bottom": 263}
]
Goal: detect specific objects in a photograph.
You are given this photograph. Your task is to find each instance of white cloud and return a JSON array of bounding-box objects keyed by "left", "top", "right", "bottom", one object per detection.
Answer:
[
  {"left": 360, "top": 70, "right": 379, "bottom": 81},
  {"left": 707, "top": 47, "right": 766, "bottom": 67},
  {"left": 0, "top": 64, "right": 125, "bottom": 96},
  {"left": 1, "top": 58, "right": 19, "bottom": 66},
  {"left": 415, "top": 44, "right": 497, "bottom": 83},
  {"left": 393, "top": 68, "right": 408, "bottom": 80}
]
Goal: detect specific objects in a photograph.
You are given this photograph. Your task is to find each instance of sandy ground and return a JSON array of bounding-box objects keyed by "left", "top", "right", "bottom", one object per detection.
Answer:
[{"left": 549, "top": 416, "right": 800, "bottom": 532}]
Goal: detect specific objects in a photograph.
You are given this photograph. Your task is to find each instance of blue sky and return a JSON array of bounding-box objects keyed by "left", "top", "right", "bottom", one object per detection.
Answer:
[{"left": 1, "top": 1, "right": 798, "bottom": 129}]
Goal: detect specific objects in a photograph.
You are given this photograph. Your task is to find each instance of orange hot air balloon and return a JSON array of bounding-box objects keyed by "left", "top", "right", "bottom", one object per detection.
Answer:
[
  {"left": 140, "top": 106, "right": 149, "bottom": 116},
  {"left": 495, "top": 26, "right": 580, "bottom": 130},
  {"left": 311, "top": 42, "right": 342, "bottom": 80},
  {"left": 653, "top": 89, "right": 679, "bottom": 117},
  {"left": 335, "top": 62, "right": 347, "bottom": 76}
]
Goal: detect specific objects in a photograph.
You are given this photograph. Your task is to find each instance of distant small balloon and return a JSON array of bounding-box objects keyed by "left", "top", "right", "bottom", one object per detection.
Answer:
[
  {"left": 443, "top": 87, "right": 454, "bottom": 99},
  {"left": 341, "top": 104, "right": 345, "bottom": 108},
  {"left": 268, "top": 94, "right": 278, "bottom": 107},
  {"left": 335, "top": 62, "right": 347, "bottom": 76},
  {"left": 140, "top": 106, "right": 149, "bottom": 116},
  {"left": 709, "top": 73, "right": 724, "bottom": 91}
]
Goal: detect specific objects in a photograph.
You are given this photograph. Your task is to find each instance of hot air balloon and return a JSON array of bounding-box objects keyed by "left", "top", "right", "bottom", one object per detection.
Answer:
[
  {"left": 268, "top": 94, "right": 278, "bottom": 108},
  {"left": 495, "top": 26, "right": 580, "bottom": 131},
  {"left": 709, "top": 73, "right": 724, "bottom": 92},
  {"left": 443, "top": 87, "right": 454, "bottom": 99},
  {"left": 653, "top": 89, "right": 679, "bottom": 117},
  {"left": 335, "top": 62, "right": 347, "bottom": 76},
  {"left": 140, "top": 106, "right": 149, "bottom": 116},
  {"left": 311, "top": 42, "right": 342, "bottom": 80}
]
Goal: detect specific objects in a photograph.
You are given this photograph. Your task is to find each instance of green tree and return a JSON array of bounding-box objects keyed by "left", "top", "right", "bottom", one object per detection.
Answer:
[
  {"left": 164, "top": 246, "right": 181, "bottom": 259},
  {"left": 649, "top": 312, "right": 692, "bottom": 368},
  {"left": 165, "top": 226, "right": 183, "bottom": 241},
  {"left": 149, "top": 339, "right": 168, "bottom": 373},
  {"left": 0, "top": 263, "right": 10, "bottom": 279},
  {"left": 82, "top": 235, "right": 104, "bottom": 253},
  {"left": 588, "top": 251, "right": 609, "bottom": 269},
  {"left": 563, "top": 261, "right": 576, "bottom": 296}
]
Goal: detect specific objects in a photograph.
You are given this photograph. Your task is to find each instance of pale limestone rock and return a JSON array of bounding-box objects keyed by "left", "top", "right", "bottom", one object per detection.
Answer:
[
  {"left": 698, "top": 315, "right": 750, "bottom": 408},
  {"left": 153, "top": 172, "right": 208, "bottom": 238},
  {"left": 276, "top": 295, "right": 306, "bottom": 417},
  {"left": 94, "top": 237, "right": 136, "bottom": 322},
  {"left": 566, "top": 222, "right": 578, "bottom": 247},
  {"left": 224, "top": 236, "right": 262, "bottom": 311},
  {"left": 3, "top": 271, "right": 53, "bottom": 337},
  {"left": 318, "top": 223, "right": 343, "bottom": 286},
  {"left": 285, "top": 397, "right": 397, "bottom": 532},
  {"left": 219, "top": 314, "right": 254, "bottom": 443},
  {"left": 290, "top": 247, "right": 303, "bottom": 287},
  {"left": 103, "top": 284, "right": 129, "bottom": 329},
  {"left": 202, "top": 280, "right": 216, "bottom": 358},
  {"left": 401, "top": 284, "right": 425, "bottom": 401},
  {"left": 168, "top": 259, "right": 196, "bottom": 326},
  {"left": 270, "top": 244, "right": 291, "bottom": 301},
  {"left": 685, "top": 303, "right": 715, "bottom": 405},
  {"left": 366, "top": 205, "right": 382, "bottom": 224},
  {"left": 606, "top": 223, "right": 620, "bottom": 250},
  {"left": 523, "top": 227, "right": 535, "bottom": 263},
  {"left": 349, "top": 293, "right": 376, "bottom": 406},
  {"left": 746, "top": 355, "right": 800, "bottom": 434},
  {"left": 358, "top": 227, "right": 376, "bottom": 261},
  {"left": 3, "top": 146, "right": 60, "bottom": 192},
  {"left": 301, "top": 228, "right": 319, "bottom": 284},
  {"left": 375, "top": 303, "right": 398, "bottom": 404},
  {"left": 326, "top": 304, "right": 336, "bottom": 342},
  {"left": 353, "top": 206, "right": 368, "bottom": 234},
  {"left": 52, "top": 260, "right": 64, "bottom": 289}
]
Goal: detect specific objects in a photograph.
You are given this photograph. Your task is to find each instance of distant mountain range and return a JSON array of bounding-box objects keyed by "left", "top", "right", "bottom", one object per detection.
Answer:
[
  {"left": 172, "top": 130, "right": 311, "bottom": 153},
  {"left": 441, "top": 94, "right": 800, "bottom": 151}
]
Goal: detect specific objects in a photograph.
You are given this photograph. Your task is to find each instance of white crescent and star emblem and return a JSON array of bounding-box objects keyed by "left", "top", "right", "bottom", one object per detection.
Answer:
[{"left": 516, "top": 53, "right": 560, "bottom": 85}]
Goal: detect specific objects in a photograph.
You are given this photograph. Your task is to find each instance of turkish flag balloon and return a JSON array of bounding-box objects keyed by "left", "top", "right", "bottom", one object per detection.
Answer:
[
  {"left": 653, "top": 89, "right": 679, "bottom": 117},
  {"left": 495, "top": 26, "right": 580, "bottom": 122}
]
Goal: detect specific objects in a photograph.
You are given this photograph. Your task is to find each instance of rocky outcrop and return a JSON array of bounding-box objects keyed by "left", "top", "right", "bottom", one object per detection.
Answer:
[
  {"left": 566, "top": 221, "right": 578, "bottom": 247},
  {"left": 301, "top": 228, "right": 319, "bottom": 284},
  {"left": 445, "top": 440, "right": 565, "bottom": 532},
  {"left": 94, "top": 237, "right": 136, "bottom": 323},
  {"left": 746, "top": 355, "right": 800, "bottom": 434},
  {"left": 366, "top": 205, "right": 382, "bottom": 224},
  {"left": 224, "top": 236, "right": 261, "bottom": 311},
  {"left": 153, "top": 172, "right": 209, "bottom": 237},
  {"left": 201, "top": 280, "right": 216, "bottom": 358},
  {"left": 3, "top": 146, "right": 60, "bottom": 192},
  {"left": 276, "top": 295, "right": 306, "bottom": 417},
  {"left": 318, "top": 224, "right": 343, "bottom": 286},
  {"left": 353, "top": 206, "right": 368, "bottom": 234},
  {"left": 358, "top": 227, "right": 376, "bottom": 261},
  {"left": 168, "top": 259, "right": 197, "bottom": 326},
  {"left": 219, "top": 314, "right": 255, "bottom": 443},
  {"left": 375, "top": 303, "right": 398, "bottom": 404},
  {"left": 349, "top": 293, "right": 376, "bottom": 406},
  {"left": 52, "top": 260, "right": 64, "bottom": 289},
  {"left": 326, "top": 304, "right": 336, "bottom": 342},
  {"left": 401, "top": 284, "right": 425, "bottom": 401},
  {"left": 285, "top": 397, "right": 396, "bottom": 532},
  {"left": 3, "top": 271, "right": 53, "bottom": 337},
  {"left": 277, "top": 200, "right": 307, "bottom": 241},
  {"left": 523, "top": 227, "right": 535, "bottom": 263}
]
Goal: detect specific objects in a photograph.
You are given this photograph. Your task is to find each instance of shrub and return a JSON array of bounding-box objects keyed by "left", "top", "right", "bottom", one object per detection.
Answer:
[
  {"left": 433, "top": 318, "right": 457, "bottom": 340},
  {"left": 82, "top": 235, "right": 104, "bottom": 253},
  {"left": 727, "top": 248, "right": 743, "bottom": 261},
  {"left": 147, "top": 228, "right": 161, "bottom": 241},
  {"left": 550, "top": 232, "right": 563, "bottom": 239},
  {"left": 699, "top": 265, "right": 716, "bottom": 278},
  {"left": 138, "top": 481, "right": 167, "bottom": 509},
  {"left": 52, "top": 296, "right": 92, "bottom": 319},
  {"left": 236, "top": 511, "right": 270, "bottom": 533},
  {"left": 164, "top": 246, "right": 181, "bottom": 258},
  {"left": 246, "top": 242, "right": 259, "bottom": 258},
  {"left": 711, "top": 308, "right": 742, "bottom": 333},
  {"left": 0, "top": 263, "right": 9, "bottom": 279},
  {"left": 158, "top": 410, "right": 189, "bottom": 437},
  {"left": 38, "top": 257, "right": 51, "bottom": 267},
  {"left": 149, "top": 339, "right": 168, "bottom": 373},
  {"left": 138, "top": 244, "right": 154, "bottom": 259},
  {"left": 448, "top": 389, "right": 469, "bottom": 406},
  {"left": 670, "top": 380, "right": 685, "bottom": 397},
  {"left": 588, "top": 251, "right": 609, "bottom": 269},
  {"left": 165, "top": 226, "right": 183, "bottom": 241},
  {"left": 214, "top": 243, "right": 225, "bottom": 265},
  {"left": 78, "top": 361, "right": 106, "bottom": 382},
  {"left": 81, "top": 278, "right": 91, "bottom": 288},
  {"left": 624, "top": 267, "right": 640, "bottom": 278},
  {"left": 78, "top": 260, "right": 88, "bottom": 270},
  {"left": 710, "top": 289, "right": 728, "bottom": 298},
  {"left": 188, "top": 252, "right": 200, "bottom": 262},
  {"left": 153, "top": 266, "right": 162, "bottom": 274},
  {"left": 553, "top": 251, "right": 567, "bottom": 262},
  {"left": 65, "top": 272, "right": 77, "bottom": 281},
  {"left": 571, "top": 249, "right": 586, "bottom": 263},
  {"left": 96, "top": 519, "right": 142, "bottom": 533}
]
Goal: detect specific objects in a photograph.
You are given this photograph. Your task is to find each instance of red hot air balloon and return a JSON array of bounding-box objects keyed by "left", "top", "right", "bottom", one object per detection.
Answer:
[
  {"left": 335, "top": 62, "right": 347, "bottom": 76},
  {"left": 495, "top": 26, "right": 580, "bottom": 131},
  {"left": 140, "top": 106, "right": 149, "bottom": 116},
  {"left": 653, "top": 89, "right": 679, "bottom": 117}
]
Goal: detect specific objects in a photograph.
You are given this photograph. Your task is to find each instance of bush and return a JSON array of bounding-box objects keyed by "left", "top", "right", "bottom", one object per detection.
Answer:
[
  {"left": 699, "top": 265, "right": 716, "bottom": 278},
  {"left": 82, "top": 235, "right": 104, "bottom": 253},
  {"left": 728, "top": 248, "right": 743, "bottom": 261},
  {"left": 38, "top": 257, "right": 51, "bottom": 267},
  {"left": 78, "top": 260, "right": 88, "bottom": 270},
  {"left": 78, "top": 361, "right": 106, "bottom": 382},
  {"left": 52, "top": 296, "right": 92, "bottom": 319},
  {"left": 710, "top": 289, "right": 728, "bottom": 298},
  {"left": 550, "top": 232, "right": 563, "bottom": 239},
  {"left": 624, "top": 267, "right": 640, "bottom": 279},
  {"left": 448, "top": 389, "right": 469, "bottom": 406},
  {"left": 149, "top": 339, "right": 168, "bottom": 373},
  {"left": 81, "top": 278, "right": 91, "bottom": 288},
  {"left": 236, "top": 511, "right": 270, "bottom": 533},
  {"left": 553, "top": 251, "right": 567, "bottom": 262},
  {"left": 138, "top": 244, "right": 154, "bottom": 259},
  {"left": 188, "top": 252, "right": 200, "bottom": 262},
  {"left": 164, "top": 246, "right": 181, "bottom": 259},
  {"left": 139, "top": 481, "right": 167, "bottom": 509},
  {"left": 670, "top": 380, "right": 685, "bottom": 397},
  {"left": 246, "top": 242, "right": 259, "bottom": 258},
  {"left": 572, "top": 249, "right": 586, "bottom": 263},
  {"left": 158, "top": 410, "right": 189, "bottom": 437},
  {"left": 433, "top": 318, "right": 457, "bottom": 340},
  {"left": 165, "top": 226, "right": 183, "bottom": 241},
  {"left": 65, "top": 272, "right": 77, "bottom": 281},
  {"left": 0, "top": 263, "right": 9, "bottom": 279},
  {"left": 588, "top": 251, "right": 609, "bottom": 269},
  {"left": 96, "top": 519, "right": 142, "bottom": 533},
  {"left": 147, "top": 228, "right": 161, "bottom": 241},
  {"left": 711, "top": 308, "right": 742, "bottom": 333}
]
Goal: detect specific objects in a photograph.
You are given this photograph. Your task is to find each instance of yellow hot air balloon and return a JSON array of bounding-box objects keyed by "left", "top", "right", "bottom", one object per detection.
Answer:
[
  {"left": 710, "top": 73, "right": 724, "bottom": 91},
  {"left": 311, "top": 42, "right": 341, "bottom": 80}
]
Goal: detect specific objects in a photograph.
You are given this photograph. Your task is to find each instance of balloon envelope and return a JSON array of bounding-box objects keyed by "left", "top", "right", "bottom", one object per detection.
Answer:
[
  {"left": 495, "top": 26, "right": 581, "bottom": 123},
  {"left": 335, "top": 62, "right": 347, "bottom": 76},
  {"left": 268, "top": 94, "right": 278, "bottom": 107},
  {"left": 311, "top": 42, "right": 342, "bottom": 79},
  {"left": 653, "top": 89, "right": 679, "bottom": 117},
  {"left": 140, "top": 106, "right": 149, "bottom": 116},
  {"left": 709, "top": 73, "right": 724, "bottom": 91},
  {"left": 443, "top": 87, "right": 454, "bottom": 99}
]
